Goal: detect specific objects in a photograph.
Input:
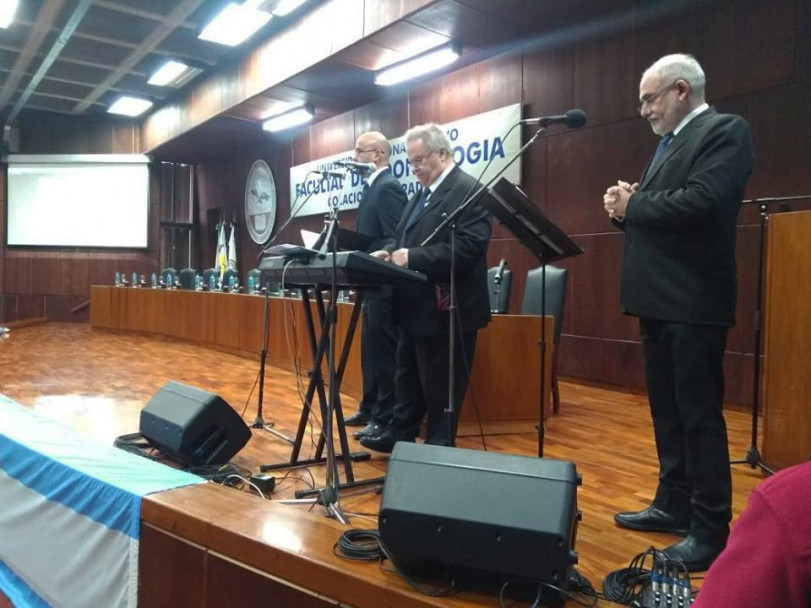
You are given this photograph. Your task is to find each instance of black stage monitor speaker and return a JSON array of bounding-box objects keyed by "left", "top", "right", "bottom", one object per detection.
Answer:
[
  {"left": 140, "top": 381, "right": 251, "bottom": 466},
  {"left": 380, "top": 443, "right": 580, "bottom": 586}
]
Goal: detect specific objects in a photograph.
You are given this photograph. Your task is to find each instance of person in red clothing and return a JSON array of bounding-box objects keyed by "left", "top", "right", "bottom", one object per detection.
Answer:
[{"left": 692, "top": 461, "right": 811, "bottom": 607}]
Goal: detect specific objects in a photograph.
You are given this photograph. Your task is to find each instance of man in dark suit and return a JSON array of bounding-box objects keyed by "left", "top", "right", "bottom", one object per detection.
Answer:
[
  {"left": 343, "top": 132, "right": 407, "bottom": 440},
  {"left": 603, "top": 53, "right": 754, "bottom": 571},
  {"left": 361, "top": 123, "right": 491, "bottom": 452}
]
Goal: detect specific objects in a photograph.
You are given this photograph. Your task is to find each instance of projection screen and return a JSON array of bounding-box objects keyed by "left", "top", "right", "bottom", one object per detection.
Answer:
[{"left": 7, "top": 154, "right": 150, "bottom": 248}]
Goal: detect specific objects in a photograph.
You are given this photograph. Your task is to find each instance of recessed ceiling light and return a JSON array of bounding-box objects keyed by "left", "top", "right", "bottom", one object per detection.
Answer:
[
  {"left": 0, "top": 0, "right": 19, "bottom": 29},
  {"left": 108, "top": 96, "right": 154, "bottom": 117},
  {"left": 375, "top": 42, "right": 461, "bottom": 87},
  {"left": 198, "top": 2, "right": 272, "bottom": 47},
  {"left": 262, "top": 105, "right": 314, "bottom": 132},
  {"left": 148, "top": 61, "right": 202, "bottom": 87}
]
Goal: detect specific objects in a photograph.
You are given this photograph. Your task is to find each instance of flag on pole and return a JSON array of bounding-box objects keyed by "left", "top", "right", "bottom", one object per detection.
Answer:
[
  {"left": 215, "top": 223, "right": 227, "bottom": 279},
  {"left": 227, "top": 224, "right": 238, "bottom": 272}
]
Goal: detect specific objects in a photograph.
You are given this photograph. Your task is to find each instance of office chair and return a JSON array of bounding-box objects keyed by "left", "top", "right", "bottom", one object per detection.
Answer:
[{"left": 521, "top": 265, "right": 568, "bottom": 414}]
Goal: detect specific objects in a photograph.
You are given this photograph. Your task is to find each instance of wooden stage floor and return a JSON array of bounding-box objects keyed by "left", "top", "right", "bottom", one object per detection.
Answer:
[{"left": 0, "top": 323, "right": 768, "bottom": 607}]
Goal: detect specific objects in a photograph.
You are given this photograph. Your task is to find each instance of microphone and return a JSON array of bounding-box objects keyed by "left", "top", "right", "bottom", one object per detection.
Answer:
[
  {"left": 313, "top": 169, "right": 346, "bottom": 179},
  {"left": 522, "top": 109, "right": 587, "bottom": 129},
  {"left": 333, "top": 160, "right": 376, "bottom": 174},
  {"left": 494, "top": 258, "right": 506, "bottom": 285}
]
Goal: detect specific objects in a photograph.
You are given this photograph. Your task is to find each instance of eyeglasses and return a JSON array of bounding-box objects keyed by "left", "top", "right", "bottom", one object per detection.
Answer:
[
  {"left": 354, "top": 147, "right": 380, "bottom": 155},
  {"left": 406, "top": 150, "right": 438, "bottom": 166},
  {"left": 638, "top": 82, "right": 677, "bottom": 111}
]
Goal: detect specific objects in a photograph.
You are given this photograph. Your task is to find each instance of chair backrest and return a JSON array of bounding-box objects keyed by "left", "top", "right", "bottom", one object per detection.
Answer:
[
  {"left": 486, "top": 265, "right": 512, "bottom": 314},
  {"left": 222, "top": 269, "right": 237, "bottom": 285},
  {"left": 521, "top": 265, "right": 568, "bottom": 344},
  {"left": 160, "top": 267, "right": 177, "bottom": 287},
  {"left": 178, "top": 268, "right": 197, "bottom": 290},
  {"left": 202, "top": 268, "right": 218, "bottom": 288}
]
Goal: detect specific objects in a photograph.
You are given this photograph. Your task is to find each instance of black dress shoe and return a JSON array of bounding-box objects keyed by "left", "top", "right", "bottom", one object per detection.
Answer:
[
  {"left": 658, "top": 535, "right": 726, "bottom": 572},
  {"left": 360, "top": 429, "right": 397, "bottom": 454},
  {"left": 344, "top": 411, "right": 371, "bottom": 426},
  {"left": 353, "top": 421, "right": 385, "bottom": 439},
  {"left": 614, "top": 505, "right": 690, "bottom": 536}
]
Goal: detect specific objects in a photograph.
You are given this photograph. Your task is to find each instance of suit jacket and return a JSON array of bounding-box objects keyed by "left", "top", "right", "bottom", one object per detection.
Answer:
[
  {"left": 383, "top": 165, "right": 492, "bottom": 336},
  {"left": 356, "top": 167, "right": 407, "bottom": 253},
  {"left": 616, "top": 108, "right": 754, "bottom": 326}
]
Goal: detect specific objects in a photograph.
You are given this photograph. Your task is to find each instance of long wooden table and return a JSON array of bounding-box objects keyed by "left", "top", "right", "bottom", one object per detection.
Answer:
[{"left": 90, "top": 286, "right": 553, "bottom": 429}]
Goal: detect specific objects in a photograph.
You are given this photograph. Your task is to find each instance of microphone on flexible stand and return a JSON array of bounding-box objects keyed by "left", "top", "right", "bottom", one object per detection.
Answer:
[
  {"left": 313, "top": 169, "right": 346, "bottom": 179},
  {"left": 521, "top": 109, "right": 587, "bottom": 129},
  {"left": 333, "top": 160, "right": 376, "bottom": 174},
  {"left": 493, "top": 258, "right": 506, "bottom": 285}
]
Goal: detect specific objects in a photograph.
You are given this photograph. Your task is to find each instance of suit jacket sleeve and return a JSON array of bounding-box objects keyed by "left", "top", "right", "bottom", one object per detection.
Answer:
[
  {"left": 374, "top": 180, "right": 407, "bottom": 249},
  {"left": 625, "top": 115, "right": 753, "bottom": 229}
]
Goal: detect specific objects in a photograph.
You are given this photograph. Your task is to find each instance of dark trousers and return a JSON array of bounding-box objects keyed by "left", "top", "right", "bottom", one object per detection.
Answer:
[
  {"left": 358, "top": 297, "right": 397, "bottom": 425},
  {"left": 390, "top": 328, "right": 478, "bottom": 446},
  {"left": 640, "top": 318, "right": 732, "bottom": 541}
]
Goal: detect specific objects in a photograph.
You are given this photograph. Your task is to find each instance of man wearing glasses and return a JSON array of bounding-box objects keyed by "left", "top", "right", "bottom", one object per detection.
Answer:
[
  {"left": 603, "top": 54, "right": 754, "bottom": 571},
  {"left": 361, "top": 123, "right": 491, "bottom": 452},
  {"left": 344, "top": 132, "right": 407, "bottom": 442}
]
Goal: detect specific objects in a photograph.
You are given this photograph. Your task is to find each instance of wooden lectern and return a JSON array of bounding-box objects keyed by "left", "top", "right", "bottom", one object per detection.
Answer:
[{"left": 762, "top": 210, "right": 811, "bottom": 469}]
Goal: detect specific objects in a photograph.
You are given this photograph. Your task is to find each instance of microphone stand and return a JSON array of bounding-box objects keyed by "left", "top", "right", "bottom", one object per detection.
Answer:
[
  {"left": 421, "top": 123, "right": 548, "bottom": 450},
  {"left": 731, "top": 194, "right": 810, "bottom": 474}
]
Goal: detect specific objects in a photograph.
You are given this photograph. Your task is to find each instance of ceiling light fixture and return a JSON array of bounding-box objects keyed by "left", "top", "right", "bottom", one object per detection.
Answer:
[
  {"left": 147, "top": 60, "right": 202, "bottom": 87},
  {"left": 262, "top": 104, "right": 314, "bottom": 132},
  {"left": 198, "top": 2, "right": 272, "bottom": 47},
  {"left": 375, "top": 42, "right": 461, "bottom": 87},
  {"left": 0, "top": 0, "right": 19, "bottom": 29},
  {"left": 107, "top": 96, "right": 154, "bottom": 117}
]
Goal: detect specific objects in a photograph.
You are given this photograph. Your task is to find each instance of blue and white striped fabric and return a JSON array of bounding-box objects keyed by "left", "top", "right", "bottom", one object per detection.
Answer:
[{"left": 0, "top": 395, "right": 204, "bottom": 608}]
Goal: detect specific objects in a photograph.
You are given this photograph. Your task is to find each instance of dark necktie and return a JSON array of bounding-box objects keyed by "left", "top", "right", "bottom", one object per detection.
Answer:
[
  {"left": 650, "top": 132, "right": 674, "bottom": 168},
  {"left": 400, "top": 187, "right": 430, "bottom": 246}
]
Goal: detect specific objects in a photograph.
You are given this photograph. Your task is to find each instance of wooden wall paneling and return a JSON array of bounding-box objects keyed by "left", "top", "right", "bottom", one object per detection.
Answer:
[
  {"left": 601, "top": 338, "right": 646, "bottom": 390},
  {"left": 477, "top": 52, "right": 523, "bottom": 114},
  {"left": 522, "top": 48, "right": 574, "bottom": 121},
  {"left": 727, "top": 225, "right": 759, "bottom": 354},
  {"left": 572, "top": 13, "right": 638, "bottom": 128},
  {"left": 546, "top": 118, "right": 653, "bottom": 235},
  {"left": 700, "top": 0, "right": 795, "bottom": 100},
  {"left": 59, "top": 254, "right": 90, "bottom": 297},
  {"left": 747, "top": 85, "right": 811, "bottom": 198},
  {"left": 206, "top": 554, "right": 338, "bottom": 608},
  {"left": 405, "top": 0, "right": 523, "bottom": 48},
  {"left": 722, "top": 350, "right": 752, "bottom": 408},
  {"left": 363, "top": 0, "right": 433, "bottom": 34},
  {"left": 88, "top": 256, "right": 122, "bottom": 289},
  {"left": 517, "top": 132, "right": 547, "bottom": 231},
  {"left": 139, "top": 525, "right": 206, "bottom": 608},
  {"left": 310, "top": 112, "right": 356, "bottom": 160},
  {"left": 798, "top": 0, "right": 811, "bottom": 83},
  {"left": 44, "top": 296, "right": 88, "bottom": 322},
  {"left": 557, "top": 334, "right": 604, "bottom": 381},
  {"left": 16, "top": 295, "right": 45, "bottom": 321},
  {"left": 631, "top": 0, "right": 699, "bottom": 80},
  {"left": 1, "top": 295, "right": 18, "bottom": 323},
  {"left": 30, "top": 253, "right": 60, "bottom": 296},
  {"left": 352, "top": 94, "right": 409, "bottom": 142},
  {"left": 4, "top": 253, "right": 30, "bottom": 294},
  {"left": 567, "top": 233, "right": 638, "bottom": 341}
]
